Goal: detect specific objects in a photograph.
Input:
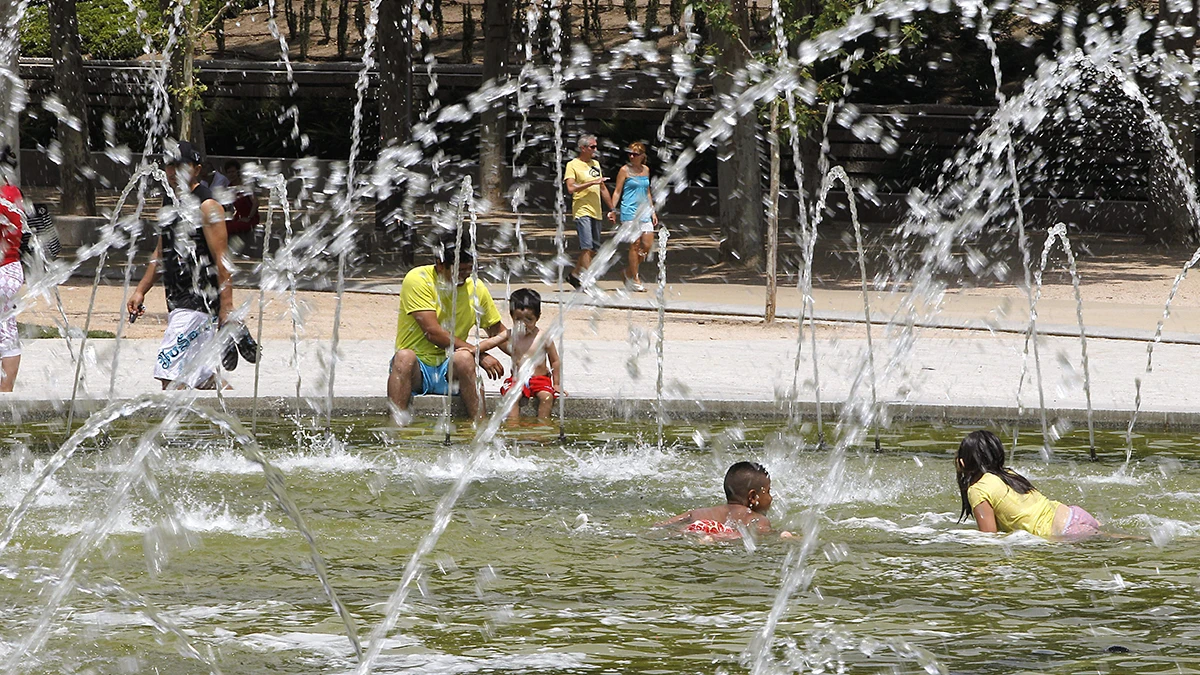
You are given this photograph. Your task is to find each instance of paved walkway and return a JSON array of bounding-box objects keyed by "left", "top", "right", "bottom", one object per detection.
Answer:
[
  {"left": 4, "top": 284, "right": 1199, "bottom": 429},
  {"left": 343, "top": 278, "right": 1200, "bottom": 342},
  {"left": 10, "top": 222, "right": 1200, "bottom": 427}
]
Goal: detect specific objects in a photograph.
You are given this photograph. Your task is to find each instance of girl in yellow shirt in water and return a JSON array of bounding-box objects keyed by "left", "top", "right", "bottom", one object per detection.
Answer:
[{"left": 956, "top": 430, "right": 1101, "bottom": 539}]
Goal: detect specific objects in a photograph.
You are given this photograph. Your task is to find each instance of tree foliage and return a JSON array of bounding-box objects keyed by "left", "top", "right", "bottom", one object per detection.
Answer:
[
  {"left": 19, "top": 0, "right": 259, "bottom": 60},
  {"left": 21, "top": 0, "right": 162, "bottom": 59}
]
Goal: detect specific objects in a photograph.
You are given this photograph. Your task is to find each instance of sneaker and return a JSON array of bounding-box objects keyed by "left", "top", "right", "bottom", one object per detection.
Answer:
[
  {"left": 235, "top": 325, "right": 260, "bottom": 364},
  {"left": 625, "top": 278, "right": 646, "bottom": 293},
  {"left": 222, "top": 338, "right": 239, "bottom": 371},
  {"left": 567, "top": 274, "right": 582, "bottom": 290}
]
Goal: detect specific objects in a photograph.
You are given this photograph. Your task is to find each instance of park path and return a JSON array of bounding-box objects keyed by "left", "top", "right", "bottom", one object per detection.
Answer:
[{"left": 9, "top": 208, "right": 1200, "bottom": 426}]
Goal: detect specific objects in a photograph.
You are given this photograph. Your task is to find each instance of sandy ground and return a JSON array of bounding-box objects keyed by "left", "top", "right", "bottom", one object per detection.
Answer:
[
  {"left": 20, "top": 242, "right": 1200, "bottom": 349},
  {"left": 20, "top": 281, "right": 845, "bottom": 344}
]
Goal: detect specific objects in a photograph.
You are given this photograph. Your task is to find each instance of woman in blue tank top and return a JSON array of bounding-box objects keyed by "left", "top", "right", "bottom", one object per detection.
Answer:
[{"left": 611, "top": 142, "right": 659, "bottom": 292}]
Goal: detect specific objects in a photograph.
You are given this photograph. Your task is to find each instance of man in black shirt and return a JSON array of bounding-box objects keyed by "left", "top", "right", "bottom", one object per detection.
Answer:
[{"left": 128, "top": 141, "right": 234, "bottom": 389}]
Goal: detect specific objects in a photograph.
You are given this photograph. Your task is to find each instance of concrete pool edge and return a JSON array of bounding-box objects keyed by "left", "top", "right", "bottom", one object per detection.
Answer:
[{"left": 0, "top": 395, "right": 1195, "bottom": 431}]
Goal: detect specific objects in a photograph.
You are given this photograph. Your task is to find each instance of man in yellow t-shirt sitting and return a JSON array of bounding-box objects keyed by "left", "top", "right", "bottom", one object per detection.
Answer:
[
  {"left": 388, "top": 229, "right": 507, "bottom": 421},
  {"left": 563, "top": 134, "right": 615, "bottom": 289}
]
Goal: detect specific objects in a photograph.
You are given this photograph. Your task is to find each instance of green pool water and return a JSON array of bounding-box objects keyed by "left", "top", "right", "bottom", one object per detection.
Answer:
[{"left": 2, "top": 418, "right": 1199, "bottom": 674}]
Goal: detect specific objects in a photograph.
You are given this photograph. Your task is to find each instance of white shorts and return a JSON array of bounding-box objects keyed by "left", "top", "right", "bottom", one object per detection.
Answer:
[
  {"left": 0, "top": 261, "right": 23, "bottom": 358},
  {"left": 154, "top": 308, "right": 217, "bottom": 387},
  {"left": 624, "top": 219, "right": 652, "bottom": 237}
]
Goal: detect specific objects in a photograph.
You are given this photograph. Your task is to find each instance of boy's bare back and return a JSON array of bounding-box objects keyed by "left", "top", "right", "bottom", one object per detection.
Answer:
[
  {"left": 657, "top": 504, "right": 772, "bottom": 535},
  {"left": 655, "top": 462, "right": 792, "bottom": 540}
]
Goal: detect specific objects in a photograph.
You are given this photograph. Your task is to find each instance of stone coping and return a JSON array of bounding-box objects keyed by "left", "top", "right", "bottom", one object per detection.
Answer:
[{"left": 0, "top": 395, "right": 1192, "bottom": 431}]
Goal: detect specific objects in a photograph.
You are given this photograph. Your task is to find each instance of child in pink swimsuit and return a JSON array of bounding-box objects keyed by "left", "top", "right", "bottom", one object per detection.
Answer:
[{"left": 655, "top": 462, "right": 792, "bottom": 540}]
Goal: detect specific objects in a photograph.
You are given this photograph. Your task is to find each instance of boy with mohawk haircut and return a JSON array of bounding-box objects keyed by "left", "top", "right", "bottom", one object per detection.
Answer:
[{"left": 656, "top": 462, "right": 792, "bottom": 540}]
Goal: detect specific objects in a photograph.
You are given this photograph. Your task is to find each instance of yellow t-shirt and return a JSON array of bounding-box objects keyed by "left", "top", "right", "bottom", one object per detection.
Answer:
[
  {"left": 967, "top": 472, "right": 1062, "bottom": 538},
  {"left": 394, "top": 265, "right": 503, "bottom": 366},
  {"left": 565, "top": 157, "right": 603, "bottom": 219}
]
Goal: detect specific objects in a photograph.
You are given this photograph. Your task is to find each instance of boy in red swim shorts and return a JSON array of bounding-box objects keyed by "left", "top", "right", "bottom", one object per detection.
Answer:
[
  {"left": 480, "top": 288, "right": 564, "bottom": 421},
  {"left": 655, "top": 462, "right": 792, "bottom": 541}
]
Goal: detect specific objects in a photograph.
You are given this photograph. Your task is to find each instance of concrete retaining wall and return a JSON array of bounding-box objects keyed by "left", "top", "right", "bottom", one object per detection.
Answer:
[{"left": 1, "top": 395, "right": 1195, "bottom": 432}]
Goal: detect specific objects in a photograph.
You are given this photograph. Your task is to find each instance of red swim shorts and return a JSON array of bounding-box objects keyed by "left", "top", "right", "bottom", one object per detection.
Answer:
[
  {"left": 500, "top": 375, "right": 557, "bottom": 399},
  {"left": 684, "top": 519, "right": 736, "bottom": 536}
]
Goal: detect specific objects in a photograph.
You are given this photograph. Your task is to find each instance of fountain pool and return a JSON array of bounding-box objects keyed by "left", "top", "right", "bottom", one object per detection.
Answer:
[{"left": 2, "top": 418, "right": 1199, "bottom": 674}]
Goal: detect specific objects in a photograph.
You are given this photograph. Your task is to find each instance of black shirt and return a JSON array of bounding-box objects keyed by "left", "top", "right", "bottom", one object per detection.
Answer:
[{"left": 160, "top": 183, "right": 220, "bottom": 315}]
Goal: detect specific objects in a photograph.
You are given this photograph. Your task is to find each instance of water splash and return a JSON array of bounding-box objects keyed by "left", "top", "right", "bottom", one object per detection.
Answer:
[{"left": 1031, "top": 223, "right": 1096, "bottom": 458}]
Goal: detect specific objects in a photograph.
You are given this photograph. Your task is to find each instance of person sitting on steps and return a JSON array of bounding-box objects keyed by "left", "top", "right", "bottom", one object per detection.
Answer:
[{"left": 387, "top": 228, "right": 507, "bottom": 423}]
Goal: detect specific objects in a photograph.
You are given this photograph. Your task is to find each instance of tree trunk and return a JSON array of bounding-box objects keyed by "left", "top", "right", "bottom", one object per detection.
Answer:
[
  {"left": 285, "top": 0, "right": 298, "bottom": 40},
  {"left": 338, "top": 0, "right": 350, "bottom": 56},
  {"left": 479, "top": 0, "right": 511, "bottom": 209},
  {"left": 765, "top": 100, "right": 779, "bottom": 321},
  {"left": 355, "top": 0, "right": 367, "bottom": 41},
  {"left": 0, "top": 1, "right": 20, "bottom": 185},
  {"left": 321, "top": 0, "right": 333, "bottom": 43},
  {"left": 379, "top": 0, "right": 414, "bottom": 149},
  {"left": 461, "top": 2, "right": 475, "bottom": 61},
  {"left": 171, "top": 1, "right": 209, "bottom": 153},
  {"left": 419, "top": 0, "right": 432, "bottom": 56},
  {"left": 1148, "top": 4, "right": 1199, "bottom": 244},
  {"left": 377, "top": 0, "right": 416, "bottom": 258},
  {"left": 712, "top": 0, "right": 763, "bottom": 266},
  {"left": 301, "top": 0, "right": 315, "bottom": 59},
  {"left": 49, "top": 0, "right": 97, "bottom": 215}
]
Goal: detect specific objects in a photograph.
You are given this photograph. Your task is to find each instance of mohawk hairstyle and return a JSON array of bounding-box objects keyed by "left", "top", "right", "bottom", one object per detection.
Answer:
[{"left": 724, "top": 461, "right": 770, "bottom": 503}]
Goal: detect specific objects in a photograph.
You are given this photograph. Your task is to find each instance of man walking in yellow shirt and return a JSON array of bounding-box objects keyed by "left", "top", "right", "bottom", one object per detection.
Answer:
[
  {"left": 563, "top": 134, "right": 615, "bottom": 289},
  {"left": 388, "top": 229, "right": 508, "bottom": 422}
]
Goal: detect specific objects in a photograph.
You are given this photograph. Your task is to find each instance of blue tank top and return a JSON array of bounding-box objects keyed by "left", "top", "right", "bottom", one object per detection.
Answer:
[{"left": 619, "top": 173, "right": 651, "bottom": 223}]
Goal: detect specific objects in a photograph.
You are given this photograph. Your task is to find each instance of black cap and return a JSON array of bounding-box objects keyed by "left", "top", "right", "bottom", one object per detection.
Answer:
[{"left": 167, "top": 141, "right": 202, "bottom": 166}]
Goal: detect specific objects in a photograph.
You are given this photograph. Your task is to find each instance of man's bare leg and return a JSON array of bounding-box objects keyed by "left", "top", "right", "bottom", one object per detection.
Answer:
[
  {"left": 573, "top": 249, "right": 594, "bottom": 279},
  {"left": 452, "top": 350, "right": 485, "bottom": 420},
  {"left": 387, "top": 350, "right": 423, "bottom": 422}
]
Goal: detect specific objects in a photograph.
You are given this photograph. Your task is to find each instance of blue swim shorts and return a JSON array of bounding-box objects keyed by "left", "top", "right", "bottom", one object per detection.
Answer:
[
  {"left": 575, "top": 216, "right": 603, "bottom": 251},
  {"left": 417, "top": 358, "right": 453, "bottom": 396}
]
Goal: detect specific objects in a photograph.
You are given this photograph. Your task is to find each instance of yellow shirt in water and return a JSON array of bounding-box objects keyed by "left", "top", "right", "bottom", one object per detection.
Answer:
[
  {"left": 967, "top": 472, "right": 1062, "bottom": 538},
  {"left": 564, "top": 157, "right": 603, "bottom": 219},
  {"left": 394, "top": 265, "right": 502, "bottom": 367}
]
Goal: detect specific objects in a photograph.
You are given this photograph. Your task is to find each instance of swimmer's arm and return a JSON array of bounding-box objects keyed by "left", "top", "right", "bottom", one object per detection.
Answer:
[
  {"left": 972, "top": 501, "right": 998, "bottom": 533},
  {"left": 654, "top": 511, "right": 693, "bottom": 528},
  {"left": 749, "top": 514, "right": 794, "bottom": 537},
  {"left": 751, "top": 517, "right": 796, "bottom": 539}
]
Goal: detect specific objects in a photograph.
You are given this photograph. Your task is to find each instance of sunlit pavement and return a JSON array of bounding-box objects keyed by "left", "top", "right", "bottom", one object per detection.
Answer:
[{"left": 4, "top": 321, "right": 1199, "bottom": 426}]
